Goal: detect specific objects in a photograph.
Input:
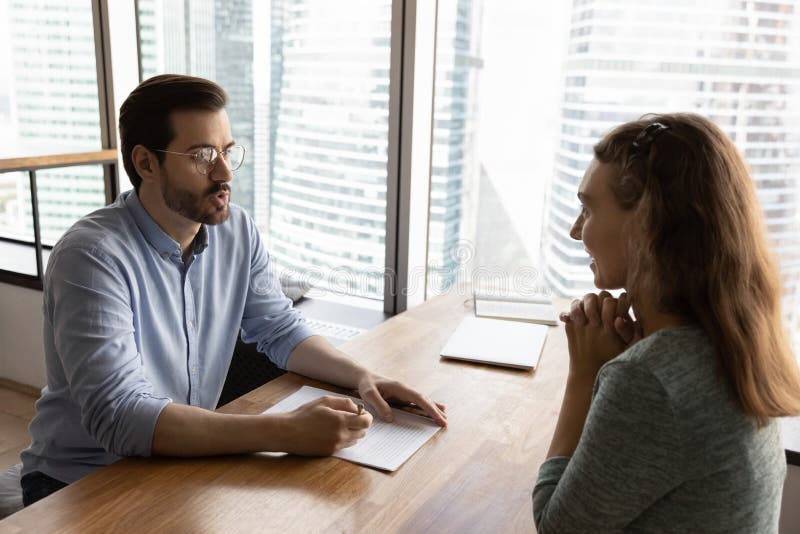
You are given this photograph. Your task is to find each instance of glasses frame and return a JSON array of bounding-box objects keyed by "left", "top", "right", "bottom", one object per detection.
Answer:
[{"left": 154, "top": 145, "right": 246, "bottom": 175}]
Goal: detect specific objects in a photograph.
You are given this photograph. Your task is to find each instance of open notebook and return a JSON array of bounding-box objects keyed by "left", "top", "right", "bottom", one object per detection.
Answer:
[{"left": 440, "top": 316, "right": 548, "bottom": 370}]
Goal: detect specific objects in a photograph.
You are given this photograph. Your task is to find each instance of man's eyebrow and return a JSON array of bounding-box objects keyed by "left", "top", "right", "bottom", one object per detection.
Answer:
[
  {"left": 577, "top": 191, "right": 591, "bottom": 203},
  {"left": 185, "top": 141, "right": 236, "bottom": 151}
]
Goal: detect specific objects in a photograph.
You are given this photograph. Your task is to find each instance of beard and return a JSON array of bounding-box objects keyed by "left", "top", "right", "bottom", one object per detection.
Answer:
[{"left": 161, "top": 171, "right": 230, "bottom": 225}]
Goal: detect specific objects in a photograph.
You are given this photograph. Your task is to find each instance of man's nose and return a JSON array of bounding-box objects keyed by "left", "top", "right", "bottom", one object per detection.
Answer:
[{"left": 210, "top": 157, "right": 233, "bottom": 183}]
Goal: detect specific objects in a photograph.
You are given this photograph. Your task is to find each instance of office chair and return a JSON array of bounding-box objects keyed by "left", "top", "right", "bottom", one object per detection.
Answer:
[{"left": 217, "top": 336, "right": 285, "bottom": 408}]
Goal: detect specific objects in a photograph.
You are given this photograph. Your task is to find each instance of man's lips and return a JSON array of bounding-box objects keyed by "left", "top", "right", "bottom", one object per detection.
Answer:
[{"left": 210, "top": 190, "right": 229, "bottom": 209}]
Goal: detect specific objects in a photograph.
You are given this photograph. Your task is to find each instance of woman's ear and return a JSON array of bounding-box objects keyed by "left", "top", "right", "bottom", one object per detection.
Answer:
[{"left": 131, "top": 145, "right": 159, "bottom": 185}]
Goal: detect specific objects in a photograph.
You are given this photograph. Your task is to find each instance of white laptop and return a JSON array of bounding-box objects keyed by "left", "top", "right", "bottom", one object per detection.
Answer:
[{"left": 440, "top": 316, "right": 549, "bottom": 370}]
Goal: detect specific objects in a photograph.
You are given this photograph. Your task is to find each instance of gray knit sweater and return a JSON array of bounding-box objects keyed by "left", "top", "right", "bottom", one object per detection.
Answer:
[{"left": 533, "top": 326, "right": 786, "bottom": 533}]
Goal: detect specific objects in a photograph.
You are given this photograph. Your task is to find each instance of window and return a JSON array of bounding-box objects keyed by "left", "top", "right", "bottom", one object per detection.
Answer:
[
  {"left": 0, "top": 0, "right": 112, "bottom": 280},
  {"left": 137, "top": 0, "right": 393, "bottom": 304},
  {"left": 425, "top": 0, "right": 800, "bottom": 356},
  {"left": 425, "top": 0, "right": 571, "bottom": 297},
  {"left": 3, "top": 0, "right": 799, "bottom": 361}
]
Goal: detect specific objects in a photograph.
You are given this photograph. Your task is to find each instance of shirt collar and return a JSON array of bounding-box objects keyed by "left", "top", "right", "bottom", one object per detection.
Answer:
[{"left": 123, "top": 190, "right": 209, "bottom": 258}]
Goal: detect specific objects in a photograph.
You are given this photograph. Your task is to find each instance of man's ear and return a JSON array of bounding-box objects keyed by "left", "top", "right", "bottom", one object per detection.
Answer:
[{"left": 131, "top": 145, "right": 160, "bottom": 184}]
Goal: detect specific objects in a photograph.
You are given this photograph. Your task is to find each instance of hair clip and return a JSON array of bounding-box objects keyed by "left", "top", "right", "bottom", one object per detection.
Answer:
[{"left": 632, "top": 122, "right": 670, "bottom": 154}]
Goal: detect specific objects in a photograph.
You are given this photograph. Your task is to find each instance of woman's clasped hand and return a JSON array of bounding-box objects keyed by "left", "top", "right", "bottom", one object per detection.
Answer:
[{"left": 558, "top": 291, "right": 642, "bottom": 379}]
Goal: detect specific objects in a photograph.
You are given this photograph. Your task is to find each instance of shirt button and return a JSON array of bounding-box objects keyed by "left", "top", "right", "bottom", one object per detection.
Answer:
[{"left": 189, "top": 320, "right": 195, "bottom": 329}]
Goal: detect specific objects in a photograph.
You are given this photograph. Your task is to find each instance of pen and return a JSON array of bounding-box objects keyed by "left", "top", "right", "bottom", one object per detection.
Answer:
[{"left": 357, "top": 403, "right": 364, "bottom": 415}]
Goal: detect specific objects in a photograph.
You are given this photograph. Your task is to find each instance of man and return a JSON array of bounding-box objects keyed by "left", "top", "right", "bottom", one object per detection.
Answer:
[{"left": 20, "top": 74, "right": 447, "bottom": 506}]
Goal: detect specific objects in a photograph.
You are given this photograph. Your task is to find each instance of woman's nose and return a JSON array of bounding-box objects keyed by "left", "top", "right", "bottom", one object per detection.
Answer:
[{"left": 569, "top": 216, "right": 582, "bottom": 241}]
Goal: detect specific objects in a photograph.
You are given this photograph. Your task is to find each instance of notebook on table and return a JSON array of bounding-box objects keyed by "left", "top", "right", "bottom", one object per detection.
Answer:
[
  {"left": 440, "top": 316, "right": 549, "bottom": 370},
  {"left": 473, "top": 292, "right": 558, "bottom": 326}
]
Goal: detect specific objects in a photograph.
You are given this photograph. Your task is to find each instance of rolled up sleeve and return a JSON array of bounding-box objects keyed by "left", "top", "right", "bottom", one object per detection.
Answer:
[
  {"left": 239, "top": 217, "right": 314, "bottom": 369},
  {"left": 48, "top": 246, "right": 171, "bottom": 457}
]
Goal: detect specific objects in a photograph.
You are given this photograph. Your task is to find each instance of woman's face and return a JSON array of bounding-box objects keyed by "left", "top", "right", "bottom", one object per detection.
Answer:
[{"left": 570, "top": 159, "right": 634, "bottom": 290}]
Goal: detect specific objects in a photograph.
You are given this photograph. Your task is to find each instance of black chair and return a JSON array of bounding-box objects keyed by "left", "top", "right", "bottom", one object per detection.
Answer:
[{"left": 217, "top": 336, "right": 285, "bottom": 408}]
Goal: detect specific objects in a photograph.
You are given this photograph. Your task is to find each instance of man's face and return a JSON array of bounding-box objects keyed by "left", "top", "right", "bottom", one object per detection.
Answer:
[{"left": 159, "top": 108, "right": 234, "bottom": 225}]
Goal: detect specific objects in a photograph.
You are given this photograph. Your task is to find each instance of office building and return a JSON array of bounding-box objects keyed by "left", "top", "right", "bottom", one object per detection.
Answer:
[
  {"left": 425, "top": 0, "right": 482, "bottom": 295},
  {"left": 7, "top": 0, "right": 104, "bottom": 243},
  {"left": 542, "top": 0, "right": 800, "bottom": 338},
  {"left": 136, "top": 0, "right": 485, "bottom": 300},
  {"left": 138, "top": 0, "right": 256, "bottom": 215},
  {"left": 266, "top": 0, "right": 393, "bottom": 299}
]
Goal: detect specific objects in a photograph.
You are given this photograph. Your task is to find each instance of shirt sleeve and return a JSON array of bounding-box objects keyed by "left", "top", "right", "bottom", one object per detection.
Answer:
[
  {"left": 532, "top": 359, "right": 685, "bottom": 533},
  {"left": 238, "top": 216, "right": 314, "bottom": 369},
  {"left": 46, "top": 245, "right": 171, "bottom": 458}
]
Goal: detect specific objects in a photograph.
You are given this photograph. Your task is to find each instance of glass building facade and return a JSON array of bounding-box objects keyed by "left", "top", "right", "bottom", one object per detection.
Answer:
[
  {"left": 266, "top": 0, "right": 392, "bottom": 299},
  {"left": 138, "top": 0, "right": 256, "bottom": 215},
  {"left": 4, "top": 0, "right": 105, "bottom": 244},
  {"left": 426, "top": 0, "right": 483, "bottom": 296},
  {"left": 542, "top": 0, "right": 800, "bottom": 338}
]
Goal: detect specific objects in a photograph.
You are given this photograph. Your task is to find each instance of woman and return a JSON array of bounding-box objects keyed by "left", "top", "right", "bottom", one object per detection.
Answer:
[{"left": 532, "top": 113, "right": 800, "bottom": 532}]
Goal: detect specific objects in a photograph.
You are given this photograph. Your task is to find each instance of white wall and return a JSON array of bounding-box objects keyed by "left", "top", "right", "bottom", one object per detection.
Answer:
[
  {"left": 782, "top": 464, "right": 800, "bottom": 534},
  {"left": 0, "top": 282, "right": 46, "bottom": 389}
]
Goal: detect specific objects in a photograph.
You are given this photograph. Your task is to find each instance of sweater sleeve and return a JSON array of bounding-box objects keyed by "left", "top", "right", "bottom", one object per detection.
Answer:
[{"left": 533, "top": 360, "right": 685, "bottom": 533}]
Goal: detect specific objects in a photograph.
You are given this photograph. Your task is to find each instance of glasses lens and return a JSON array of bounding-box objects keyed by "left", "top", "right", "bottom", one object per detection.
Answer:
[
  {"left": 226, "top": 145, "right": 245, "bottom": 171},
  {"left": 194, "top": 147, "right": 216, "bottom": 174}
]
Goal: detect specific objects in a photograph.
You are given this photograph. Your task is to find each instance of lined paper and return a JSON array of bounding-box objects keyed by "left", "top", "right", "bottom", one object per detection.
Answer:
[{"left": 263, "top": 386, "right": 441, "bottom": 471}]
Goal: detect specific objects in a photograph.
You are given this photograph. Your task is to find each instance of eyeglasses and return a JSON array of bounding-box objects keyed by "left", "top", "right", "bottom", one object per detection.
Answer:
[
  {"left": 631, "top": 123, "right": 670, "bottom": 155},
  {"left": 155, "top": 145, "right": 246, "bottom": 175}
]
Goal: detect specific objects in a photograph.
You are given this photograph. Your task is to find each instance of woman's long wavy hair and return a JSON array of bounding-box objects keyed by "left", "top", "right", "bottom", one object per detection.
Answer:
[{"left": 594, "top": 112, "right": 800, "bottom": 425}]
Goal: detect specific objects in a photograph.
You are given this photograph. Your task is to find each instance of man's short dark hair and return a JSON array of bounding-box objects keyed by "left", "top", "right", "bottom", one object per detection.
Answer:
[{"left": 118, "top": 74, "right": 228, "bottom": 192}]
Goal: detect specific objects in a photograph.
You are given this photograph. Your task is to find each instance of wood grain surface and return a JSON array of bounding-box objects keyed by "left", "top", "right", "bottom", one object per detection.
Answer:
[
  {"left": 0, "top": 292, "right": 569, "bottom": 533},
  {"left": 0, "top": 150, "right": 117, "bottom": 173}
]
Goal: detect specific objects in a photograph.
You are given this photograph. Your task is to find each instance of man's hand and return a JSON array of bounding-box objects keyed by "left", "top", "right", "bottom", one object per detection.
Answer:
[
  {"left": 356, "top": 372, "right": 447, "bottom": 427},
  {"left": 278, "top": 396, "right": 373, "bottom": 456},
  {"left": 285, "top": 335, "right": 447, "bottom": 427},
  {"left": 559, "top": 291, "right": 641, "bottom": 381}
]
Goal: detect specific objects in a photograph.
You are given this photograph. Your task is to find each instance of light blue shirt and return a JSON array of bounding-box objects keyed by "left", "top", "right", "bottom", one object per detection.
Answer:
[{"left": 21, "top": 190, "right": 314, "bottom": 483}]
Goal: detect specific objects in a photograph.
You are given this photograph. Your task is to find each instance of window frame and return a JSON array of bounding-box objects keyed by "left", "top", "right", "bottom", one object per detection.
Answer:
[
  {"left": 385, "top": 0, "right": 439, "bottom": 314},
  {"left": 0, "top": 0, "right": 138, "bottom": 289},
  {"left": 0, "top": 0, "right": 437, "bottom": 318}
]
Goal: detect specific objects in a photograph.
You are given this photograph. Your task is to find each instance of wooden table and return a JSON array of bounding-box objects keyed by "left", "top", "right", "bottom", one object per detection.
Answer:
[{"left": 0, "top": 292, "right": 569, "bottom": 533}]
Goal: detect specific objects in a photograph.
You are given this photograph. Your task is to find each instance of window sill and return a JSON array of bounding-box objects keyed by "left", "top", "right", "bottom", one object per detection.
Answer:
[
  {"left": 0, "top": 238, "right": 53, "bottom": 289},
  {"left": 294, "top": 295, "right": 389, "bottom": 346},
  {"left": 0, "top": 269, "right": 42, "bottom": 290}
]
